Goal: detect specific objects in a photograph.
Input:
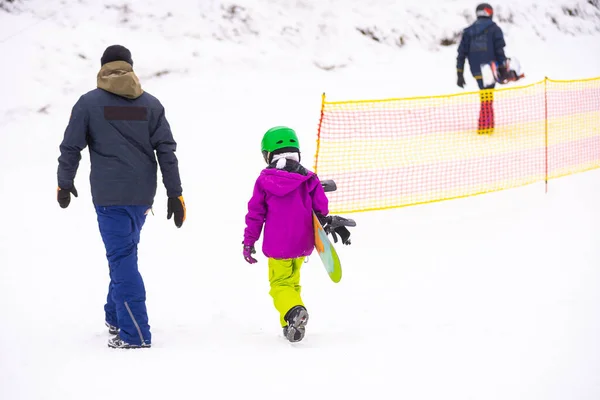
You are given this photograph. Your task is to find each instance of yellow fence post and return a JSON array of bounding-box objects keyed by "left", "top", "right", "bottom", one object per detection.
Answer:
[{"left": 544, "top": 77, "right": 549, "bottom": 194}]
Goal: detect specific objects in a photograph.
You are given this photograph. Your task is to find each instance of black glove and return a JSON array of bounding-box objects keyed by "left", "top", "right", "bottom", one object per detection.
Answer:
[
  {"left": 497, "top": 64, "right": 509, "bottom": 82},
  {"left": 167, "top": 196, "right": 186, "bottom": 228},
  {"left": 57, "top": 186, "right": 78, "bottom": 209},
  {"left": 316, "top": 212, "right": 331, "bottom": 227},
  {"left": 457, "top": 72, "right": 466, "bottom": 88},
  {"left": 330, "top": 226, "right": 351, "bottom": 245},
  {"left": 320, "top": 214, "right": 355, "bottom": 246}
]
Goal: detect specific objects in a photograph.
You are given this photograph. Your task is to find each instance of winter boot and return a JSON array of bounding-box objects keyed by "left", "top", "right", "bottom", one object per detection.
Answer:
[
  {"left": 105, "top": 322, "right": 119, "bottom": 335},
  {"left": 283, "top": 305, "right": 309, "bottom": 343},
  {"left": 107, "top": 335, "right": 151, "bottom": 349}
]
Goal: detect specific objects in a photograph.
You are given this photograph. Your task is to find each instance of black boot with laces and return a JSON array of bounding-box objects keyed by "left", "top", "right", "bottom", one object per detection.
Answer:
[
  {"left": 283, "top": 305, "right": 309, "bottom": 343},
  {"left": 107, "top": 335, "right": 151, "bottom": 349}
]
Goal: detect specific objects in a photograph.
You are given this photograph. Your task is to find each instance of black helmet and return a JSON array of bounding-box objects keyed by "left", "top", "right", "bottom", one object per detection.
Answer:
[{"left": 476, "top": 3, "right": 494, "bottom": 18}]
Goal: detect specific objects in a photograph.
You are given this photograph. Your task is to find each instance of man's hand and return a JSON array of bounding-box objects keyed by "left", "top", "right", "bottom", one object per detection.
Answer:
[
  {"left": 457, "top": 72, "right": 466, "bottom": 88},
  {"left": 57, "top": 186, "right": 78, "bottom": 209},
  {"left": 497, "top": 64, "right": 509, "bottom": 83},
  {"left": 167, "top": 196, "right": 186, "bottom": 228}
]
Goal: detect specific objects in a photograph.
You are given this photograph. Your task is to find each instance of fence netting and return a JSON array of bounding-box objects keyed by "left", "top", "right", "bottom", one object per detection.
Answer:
[{"left": 314, "top": 78, "right": 600, "bottom": 213}]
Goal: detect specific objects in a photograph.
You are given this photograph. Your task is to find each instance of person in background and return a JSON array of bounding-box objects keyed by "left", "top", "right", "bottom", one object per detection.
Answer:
[
  {"left": 456, "top": 3, "right": 508, "bottom": 134},
  {"left": 57, "top": 45, "right": 186, "bottom": 349}
]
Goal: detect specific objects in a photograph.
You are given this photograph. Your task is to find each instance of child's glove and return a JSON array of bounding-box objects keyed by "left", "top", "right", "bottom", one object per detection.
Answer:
[{"left": 243, "top": 244, "right": 257, "bottom": 264}]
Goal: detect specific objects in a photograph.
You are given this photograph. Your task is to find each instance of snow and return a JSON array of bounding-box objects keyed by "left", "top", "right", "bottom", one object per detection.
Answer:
[{"left": 0, "top": 0, "right": 599, "bottom": 399}]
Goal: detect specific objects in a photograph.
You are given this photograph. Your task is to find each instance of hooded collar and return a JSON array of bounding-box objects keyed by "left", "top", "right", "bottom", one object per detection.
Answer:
[
  {"left": 261, "top": 163, "right": 313, "bottom": 196},
  {"left": 266, "top": 153, "right": 307, "bottom": 176},
  {"left": 472, "top": 17, "right": 495, "bottom": 34},
  {"left": 97, "top": 61, "right": 143, "bottom": 99}
]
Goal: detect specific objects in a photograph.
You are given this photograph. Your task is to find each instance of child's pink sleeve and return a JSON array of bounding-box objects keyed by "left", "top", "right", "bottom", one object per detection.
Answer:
[
  {"left": 243, "top": 178, "right": 267, "bottom": 246},
  {"left": 311, "top": 177, "right": 329, "bottom": 217}
]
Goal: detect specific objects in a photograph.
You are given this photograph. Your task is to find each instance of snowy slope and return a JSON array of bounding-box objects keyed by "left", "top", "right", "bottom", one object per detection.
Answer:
[
  {"left": 1, "top": 1, "right": 600, "bottom": 399},
  {"left": 0, "top": 0, "right": 599, "bottom": 109}
]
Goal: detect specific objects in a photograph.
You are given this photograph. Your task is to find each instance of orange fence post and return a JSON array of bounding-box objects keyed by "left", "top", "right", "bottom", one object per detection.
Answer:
[{"left": 314, "top": 92, "right": 326, "bottom": 174}]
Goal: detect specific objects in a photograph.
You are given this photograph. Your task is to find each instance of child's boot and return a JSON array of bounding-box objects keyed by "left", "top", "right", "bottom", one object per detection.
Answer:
[{"left": 283, "top": 305, "right": 309, "bottom": 342}]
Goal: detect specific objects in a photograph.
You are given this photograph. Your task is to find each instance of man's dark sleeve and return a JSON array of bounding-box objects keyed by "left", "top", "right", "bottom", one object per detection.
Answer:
[
  {"left": 493, "top": 26, "right": 507, "bottom": 65},
  {"left": 57, "top": 96, "right": 88, "bottom": 190},
  {"left": 456, "top": 29, "right": 469, "bottom": 73},
  {"left": 150, "top": 105, "right": 183, "bottom": 198}
]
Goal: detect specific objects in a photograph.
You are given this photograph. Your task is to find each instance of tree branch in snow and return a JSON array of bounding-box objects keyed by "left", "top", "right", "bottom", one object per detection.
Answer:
[
  {"left": 313, "top": 61, "right": 346, "bottom": 71},
  {"left": 439, "top": 32, "right": 461, "bottom": 46},
  {"left": 356, "top": 27, "right": 382, "bottom": 43}
]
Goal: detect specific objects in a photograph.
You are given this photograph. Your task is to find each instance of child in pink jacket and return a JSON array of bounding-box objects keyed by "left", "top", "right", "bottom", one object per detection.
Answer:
[{"left": 243, "top": 126, "right": 329, "bottom": 342}]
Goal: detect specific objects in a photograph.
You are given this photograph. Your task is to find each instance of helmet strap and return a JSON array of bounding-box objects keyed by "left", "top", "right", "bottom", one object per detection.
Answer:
[{"left": 262, "top": 150, "right": 271, "bottom": 164}]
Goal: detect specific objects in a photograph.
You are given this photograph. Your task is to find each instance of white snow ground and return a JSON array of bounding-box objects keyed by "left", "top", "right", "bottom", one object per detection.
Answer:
[{"left": 0, "top": 0, "right": 599, "bottom": 399}]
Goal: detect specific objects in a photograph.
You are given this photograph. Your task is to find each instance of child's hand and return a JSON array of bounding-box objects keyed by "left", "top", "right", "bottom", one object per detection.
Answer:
[{"left": 243, "top": 244, "right": 258, "bottom": 264}]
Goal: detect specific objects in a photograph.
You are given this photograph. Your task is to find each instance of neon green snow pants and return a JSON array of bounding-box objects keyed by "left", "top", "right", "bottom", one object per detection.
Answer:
[{"left": 268, "top": 257, "right": 305, "bottom": 327}]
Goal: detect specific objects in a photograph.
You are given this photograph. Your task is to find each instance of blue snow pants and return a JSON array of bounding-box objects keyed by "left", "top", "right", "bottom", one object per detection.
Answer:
[{"left": 96, "top": 205, "right": 151, "bottom": 346}]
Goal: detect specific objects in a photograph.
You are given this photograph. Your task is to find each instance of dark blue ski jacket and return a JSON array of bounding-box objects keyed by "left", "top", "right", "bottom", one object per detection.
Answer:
[
  {"left": 57, "top": 62, "right": 182, "bottom": 206},
  {"left": 456, "top": 17, "right": 507, "bottom": 79}
]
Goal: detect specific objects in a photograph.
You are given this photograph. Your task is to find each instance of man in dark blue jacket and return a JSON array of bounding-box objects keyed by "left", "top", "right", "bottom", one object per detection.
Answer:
[
  {"left": 57, "top": 45, "right": 186, "bottom": 349},
  {"left": 456, "top": 3, "right": 507, "bottom": 134}
]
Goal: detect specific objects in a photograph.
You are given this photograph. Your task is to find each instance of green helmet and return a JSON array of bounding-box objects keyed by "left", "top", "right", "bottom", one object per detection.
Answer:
[{"left": 261, "top": 126, "right": 300, "bottom": 163}]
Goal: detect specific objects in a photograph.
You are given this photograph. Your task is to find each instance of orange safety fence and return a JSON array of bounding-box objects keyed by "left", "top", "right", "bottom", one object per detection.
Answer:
[{"left": 314, "top": 77, "right": 600, "bottom": 214}]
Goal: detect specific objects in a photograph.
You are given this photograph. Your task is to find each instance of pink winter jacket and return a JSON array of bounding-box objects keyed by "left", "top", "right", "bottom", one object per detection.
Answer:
[{"left": 243, "top": 167, "right": 329, "bottom": 259}]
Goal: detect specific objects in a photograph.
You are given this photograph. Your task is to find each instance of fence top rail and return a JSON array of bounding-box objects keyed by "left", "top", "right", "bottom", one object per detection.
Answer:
[
  {"left": 322, "top": 76, "right": 600, "bottom": 106},
  {"left": 546, "top": 76, "right": 600, "bottom": 84}
]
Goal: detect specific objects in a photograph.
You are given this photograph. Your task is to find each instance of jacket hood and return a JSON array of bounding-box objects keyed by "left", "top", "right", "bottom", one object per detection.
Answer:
[
  {"left": 97, "top": 61, "right": 143, "bottom": 99},
  {"left": 260, "top": 168, "right": 315, "bottom": 197},
  {"left": 472, "top": 18, "right": 495, "bottom": 35}
]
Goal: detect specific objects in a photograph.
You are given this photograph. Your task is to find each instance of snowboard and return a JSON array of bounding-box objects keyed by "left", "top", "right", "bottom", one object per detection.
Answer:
[
  {"left": 481, "top": 57, "right": 525, "bottom": 87},
  {"left": 313, "top": 211, "right": 342, "bottom": 283}
]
